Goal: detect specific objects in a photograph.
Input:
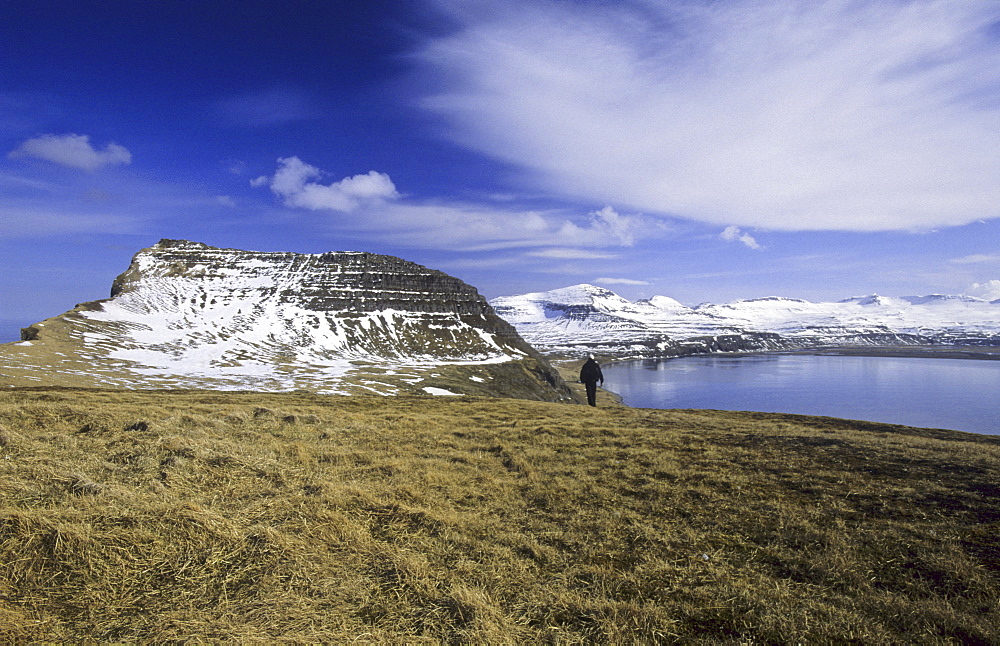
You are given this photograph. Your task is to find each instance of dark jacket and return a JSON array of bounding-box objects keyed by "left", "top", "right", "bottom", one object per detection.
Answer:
[{"left": 580, "top": 358, "right": 604, "bottom": 384}]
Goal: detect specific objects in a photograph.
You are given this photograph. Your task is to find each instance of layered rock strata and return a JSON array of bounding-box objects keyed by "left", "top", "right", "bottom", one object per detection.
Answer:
[{"left": 3, "top": 240, "right": 574, "bottom": 400}]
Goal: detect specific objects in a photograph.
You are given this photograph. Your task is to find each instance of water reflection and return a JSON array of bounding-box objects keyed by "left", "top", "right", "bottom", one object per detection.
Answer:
[{"left": 602, "top": 354, "right": 1000, "bottom": 435}]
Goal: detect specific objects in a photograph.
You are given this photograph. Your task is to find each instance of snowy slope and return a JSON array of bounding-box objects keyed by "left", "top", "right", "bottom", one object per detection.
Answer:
[
  {"left": 491, "top": 284, "right": 1000, "bottom": 357},
  {"left": 1, "top": 240, "right": 571, "bottom": 398},
  {"left": 491, "top": 284, "right": 739, "bottom": 354}
]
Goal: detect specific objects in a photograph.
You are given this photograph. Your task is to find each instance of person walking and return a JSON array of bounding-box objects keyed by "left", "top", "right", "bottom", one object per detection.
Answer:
[{"left": 579, "top": 354, "right": 604, "bottom": 407}]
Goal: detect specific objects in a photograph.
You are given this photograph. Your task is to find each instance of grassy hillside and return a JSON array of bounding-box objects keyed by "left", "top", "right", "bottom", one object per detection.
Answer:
[
  {"left": 1, "top": 388, "right": 998, "bottom": 643},
  {"left": 1, "top": 321, "right": 578, "bottom": 402}
]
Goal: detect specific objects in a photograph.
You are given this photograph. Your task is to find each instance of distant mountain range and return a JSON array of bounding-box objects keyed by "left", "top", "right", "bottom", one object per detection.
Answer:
[
  {"left": 490, "top": 284, "right": 1000, "bottom": 358},
  {"left": 0, "top": 240, "right": 573, "bottom": 400}
]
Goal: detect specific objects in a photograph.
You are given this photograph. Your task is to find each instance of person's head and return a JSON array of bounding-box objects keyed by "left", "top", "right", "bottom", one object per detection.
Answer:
[{"left": 588, "top": 354, "right": 595, "bottom": 360}]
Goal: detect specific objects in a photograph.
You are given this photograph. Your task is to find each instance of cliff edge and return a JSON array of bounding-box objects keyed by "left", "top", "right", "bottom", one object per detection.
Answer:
[{"left": 3, "top": 240, "right": 576, "bottom": 401}]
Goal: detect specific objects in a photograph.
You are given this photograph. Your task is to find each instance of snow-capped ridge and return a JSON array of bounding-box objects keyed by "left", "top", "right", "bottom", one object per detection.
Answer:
[
  {"left": 838, "top": 294, "right": 913, "bottom": 307},
  {"left": 641, "top": 295, "right": 688, "bottom": 311},
  {"left": 519, "top": 283, "right": 628, "bottom": 306},
  {"left": 490, "top": 284, "right": 1000, "bottom": 358},
  {"left": 734, "top": 296, "right": 810, "bottom": 304},
  {"left": 901, "top": 294, "right": 989, "bottom": 306}
]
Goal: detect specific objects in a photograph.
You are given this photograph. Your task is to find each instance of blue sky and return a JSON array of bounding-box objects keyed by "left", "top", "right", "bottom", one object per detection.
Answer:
[{"left": 3, "top": 0, "right": 1000, "bottom": 339}]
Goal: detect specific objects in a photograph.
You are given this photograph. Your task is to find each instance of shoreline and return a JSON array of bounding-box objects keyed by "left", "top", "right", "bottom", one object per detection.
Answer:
[
  {"left": 555, "top": 344, "right": 1000, "bottom": 413},
  {"left": 783, "top": 345, "right": 1000, "bottom": 360},
  {"left": 590, "top": 344, "right": 1000, "bottom": 365}
]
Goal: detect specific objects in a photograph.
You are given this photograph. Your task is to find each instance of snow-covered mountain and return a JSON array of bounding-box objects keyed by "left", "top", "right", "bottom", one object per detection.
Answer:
[
  {"left": 1, "top": 240, "right": 573, "bottom": 400},
  {"left": 490, "top": 284, "right": 1000, "bottom": 358}
]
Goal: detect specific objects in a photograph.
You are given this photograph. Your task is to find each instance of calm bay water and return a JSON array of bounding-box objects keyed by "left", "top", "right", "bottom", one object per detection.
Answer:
[{"left": 602, "top": 354, "right": 1000, "bottom": 435}]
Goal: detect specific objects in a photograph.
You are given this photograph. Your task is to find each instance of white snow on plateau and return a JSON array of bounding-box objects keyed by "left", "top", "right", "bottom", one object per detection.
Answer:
[
  {"left": 491, "top": 284, "right": 1000, "bottom": 357},
  {"left": 86, "top": 261, "right": 516, "bottom": 390},
  {"left": 0, "top": 240, "right": 557, "bottom": 396}
]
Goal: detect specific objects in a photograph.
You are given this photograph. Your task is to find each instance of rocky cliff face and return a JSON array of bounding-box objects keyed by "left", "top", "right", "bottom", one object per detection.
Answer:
[
  {"left": 112, "top": 240, "right": 513, "bottom": 319},
  {"left": 3, "top": 240, "right": 574, "bottom": 400}
]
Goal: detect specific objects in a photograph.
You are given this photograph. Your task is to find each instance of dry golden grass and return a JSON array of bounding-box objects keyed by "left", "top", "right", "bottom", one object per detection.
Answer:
[{"left": 1, "top": 387, "right": 998, "bottom": 642}]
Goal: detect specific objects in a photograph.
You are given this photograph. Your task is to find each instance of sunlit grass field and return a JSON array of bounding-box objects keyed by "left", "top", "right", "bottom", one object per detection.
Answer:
[{"left": 1, "top": 387, "right": 998, "bottom": 642}]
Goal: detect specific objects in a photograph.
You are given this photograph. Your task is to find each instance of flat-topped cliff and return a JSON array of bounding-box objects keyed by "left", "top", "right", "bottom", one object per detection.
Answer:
[{"left": 3, "top": 240, "right": 574, "bottom": 400}]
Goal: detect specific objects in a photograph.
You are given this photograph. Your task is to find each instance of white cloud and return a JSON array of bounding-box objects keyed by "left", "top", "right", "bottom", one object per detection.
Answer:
[
  {"left": 528, "top": 248, "right": 618, "bottom": 259},
  {"left": 594, "top": 277, "right": 651, "bottom": 286},
  {"left": 591, "top": 206, "right": 637, "bottom": 246},
  {"left": 950, "top": 254, "right": 1000, "bottom": 265},
  {"left": 9, "top": 133, "right": 131, "bottom": 171},
  {"left": 720, "top": 225, "right": 761, "bottom": 249},
  {"left": 965, "top": 280, "right": 1000, "bottom": 301},
  {"left": 255, "top": 157, "right": 399, "bottom": 212},
  {"left": 552, "top": 206, "right": 646, "bottom": 248},
  {"left": 256, "top": 157, "right": 660, "bottom": 252},
  {"left": 419, "top": 0, "right": 1000, "bottom": 232},
  {"left": 375, "top": 201, "right": 648, "bottom": 251}
]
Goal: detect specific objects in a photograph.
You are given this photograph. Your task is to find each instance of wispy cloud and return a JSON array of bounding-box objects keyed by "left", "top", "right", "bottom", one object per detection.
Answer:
[
  {"left": 720, "top": 225, "right": 762, "bottom": 250},
  {"left": 528, "top": 248, "right": 618, "bottom": 259},
  {"left": 0, "top": 206, "right": 141, "bottom": 238},
  {"left": 419, "top": 0, "right": 1000, "bottom": 232},
  {"left": 950, "top": 254, "right": 1000, "bottom": 265},
  {"left": 254, "top": 157, "right": 661, "bottom": 252},
  {"left": 0, "top": 162, "right": 248, "bottom": 241},
  {"left": 594, "top": 277, "right": 650, "bottom": 286},
  {"left": 349, "top": 201, "right": 650, "bottom": 252},
  {"left": 9, "top": 134, "right": 131, "bottom": 171}
]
